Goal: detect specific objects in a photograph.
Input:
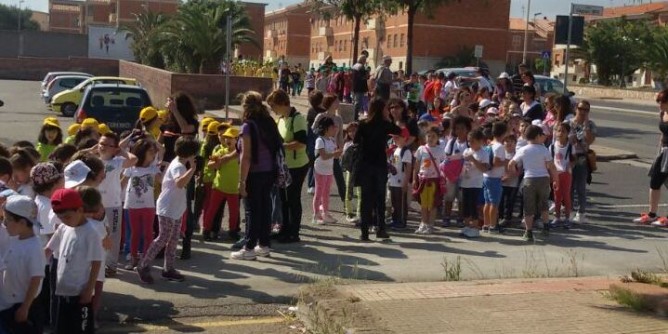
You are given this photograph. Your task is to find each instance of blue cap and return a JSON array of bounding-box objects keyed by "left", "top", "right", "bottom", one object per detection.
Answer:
[{"left": 419, "top": 113, "right": 436, "bottom": 122}]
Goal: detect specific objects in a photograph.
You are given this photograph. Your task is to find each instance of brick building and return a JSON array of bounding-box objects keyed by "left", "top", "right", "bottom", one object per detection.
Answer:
[
  {"left": 236, "top": 2, "right": 267, "bottom": 62},
  {"left": 507, "top": 18, "right": 554, "bottom": 74},
  {"left": 263, "top": 3, "right": 311, "bottom": 66},
  {"left": 31, "top": 11, "right": 50, "bottom": 31},
  {"left": 49, "top": 0, "right": 179, "bottom": 34},
  {"left": 309, "top": 0, "right": 510, "bottom": 74}
]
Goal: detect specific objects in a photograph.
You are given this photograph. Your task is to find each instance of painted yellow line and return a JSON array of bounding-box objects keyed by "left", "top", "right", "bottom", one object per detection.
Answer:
[{"left": 105, "top": 316, "right": 286, "bottom": 332}]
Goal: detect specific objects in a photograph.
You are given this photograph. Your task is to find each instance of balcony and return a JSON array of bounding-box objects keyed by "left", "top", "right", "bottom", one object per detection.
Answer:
[
  {"left": 318, "top": 26, "right": 333, "bottom": 37},
  {"left": 266, "top": 29, "right": 277, "bottom": 39}
]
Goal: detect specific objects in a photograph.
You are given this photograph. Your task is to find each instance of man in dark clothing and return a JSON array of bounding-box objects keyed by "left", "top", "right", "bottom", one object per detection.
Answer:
[
  {"left": 511, "top": 63, "right": 528, "bottom": 100},
  {"left": 373, "top": 56, "right": 393, "bottom": 102},
  {"left": 351, "top": 55, "right": 369, "bottom": 120}
]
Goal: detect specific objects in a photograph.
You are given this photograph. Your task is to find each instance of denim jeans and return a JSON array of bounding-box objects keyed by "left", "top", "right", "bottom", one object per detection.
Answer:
[
  {"left": 279, "top": 165, "right": 309, "bottom": 238},
  {"left": 359, "top": 165, "right": 389, "bottom": 235},
  {"left": 353, "top": 92, "right": 366, "bottom": 121},
  {"left": 572, "top": 156, "right": 588, "bottom": 214},
  {"left": 245, "top": 171, "right": 276, "bottom": 249}
]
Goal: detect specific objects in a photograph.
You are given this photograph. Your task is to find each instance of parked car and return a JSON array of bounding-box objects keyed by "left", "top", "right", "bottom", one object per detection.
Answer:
[
  {"left": 434, "top": 67, "right": 480, "bottom": 79},
  {"left": 534, "top": 75, "right": 574, "bottom": 97},
  {"left": 40, "top": 71, "right": 91, "bottom": 95},
  {"left": 75, "top": 84, "right": 152, "bottom": 134},
  {"left": 42, "top": 75, "right": 90, "bottom": 104},
  {"left": 50, "top": 77, "right": 139, "bottom": 117}
]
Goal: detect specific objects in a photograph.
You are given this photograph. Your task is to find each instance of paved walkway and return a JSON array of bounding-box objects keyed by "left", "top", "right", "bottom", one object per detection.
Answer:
[{"left": 333, "top": 277, "right": 668, "bottom": 334}]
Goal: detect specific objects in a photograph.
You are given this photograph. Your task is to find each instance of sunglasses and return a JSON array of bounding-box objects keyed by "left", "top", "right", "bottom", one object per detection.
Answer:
[{"left": 577, "top": 107, "right": 590, "bottom": 112}]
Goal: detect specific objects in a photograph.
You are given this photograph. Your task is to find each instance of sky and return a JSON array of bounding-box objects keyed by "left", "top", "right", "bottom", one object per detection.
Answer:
[{"left": 6, "top": 0, "right": 657, "bottom": 18}]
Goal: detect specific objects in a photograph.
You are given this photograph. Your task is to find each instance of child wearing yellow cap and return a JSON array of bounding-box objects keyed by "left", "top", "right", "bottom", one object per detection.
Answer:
[
  {"left": 81, "top": 118, "right": 100, "bottom": 131},
  {"left": 139, "top": 107, "right": 162, "bottom": 140},
  {"left": 64, "top": 123, "right": 80, "bottom": 144},
  {"left": 36, "top": 117, "right": 63, "bottom": 161},
  {"left": 200, "top": 117, "right": 215, "bottom": 138},
  {"left": 98, "top": 123, "right": 111, "bottom": 135},
  {"left": 201, "top": 126, "right": 240, "bottom": 241}
]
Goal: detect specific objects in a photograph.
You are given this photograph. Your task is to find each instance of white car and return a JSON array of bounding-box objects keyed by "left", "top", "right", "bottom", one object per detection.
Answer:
[
  {"left": 42, "top": 75, "right": 91, "bottom": 104},
  {"left": 40, "top": 71, "right": 92, "bottom": 98}
]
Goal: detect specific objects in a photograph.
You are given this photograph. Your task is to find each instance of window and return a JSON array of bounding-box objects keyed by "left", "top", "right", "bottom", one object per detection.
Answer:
[
  {"left": 343, "top": 40, "right": 347, "bottom": 51},
  {"left": 399, "top": 61, "right": 403, "bottom": 70},
  {"left": 386, "top": 35, "right": 391, "bottom": 48},
  {"left": 393, "top": 34, "right": 397, "bottom": 48},
  {"left": 512, "top": 35, "right": 522, "bottom": 49},
  {"left": 400, "top": 34, "right": 405, "bottom": 47}
]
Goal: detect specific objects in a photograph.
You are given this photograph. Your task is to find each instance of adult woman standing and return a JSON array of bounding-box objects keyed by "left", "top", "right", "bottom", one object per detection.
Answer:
[
  {"left": 635, "top": 89, "right": 668, "bottom": 225},
  {"left": 267, "top": 89, "right": 309, "bottom": 243},
  {"left": 231, "top": 92, "right": 283, "bottom": 260},
  {"left": 568, "top": 100, "right": 596, "bottom": 224},
  {"left": 353, "top": 98, "right": 401, "bottom": 240},
  {"left": 162, "top": 93, "right": 199, "bottom": 260}
]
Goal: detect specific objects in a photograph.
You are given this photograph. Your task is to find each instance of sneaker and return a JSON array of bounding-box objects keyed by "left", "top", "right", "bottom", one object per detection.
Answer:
[
  {"left": 370, "top": 226, "right": 377, "bottom": 234},
  {"left": 498, "top": 218, "right": 511, "bottom": 227},
  {"left": 522, "top": 230, "right": 534, "bottom": 242},
  {"left": 489, "top": 225, "right": 504, "bottom": 234},
  {"left": 549, "top": 218, "right": 562, "bottom": 228},
  {"left": 548, "top": 201, "right": 555, "bottom": 213},
  {"left": 322, "top": 215, "right": 337, "bottom": 224},
  {"left": 124, "top": 257, "right": 139, "bottom": 271},
  {"left": 424, "top": 225, "right": 435, "bottom": 235},
  {"left": 202, "top": 230, "right": 212, "bottom": 242},
  {"left": 231, "top": 248, "right": 257, "bottom": 260},
  {"left": 376, "top": 230, "right": 390, "bottom": 239},
  {"left": 459, "top": 226, "right": 470, "bottom": 236},
  {"left": 441, "top": 216, "right": 451, "bottom": 227},
  {"left": 562, "top": 219, "right": 572, "bottom": 229},
  {"left": 136, "top": 266, "right": 154, "bottom": 284},
  {"left": 271, "top": 223, "right": 282, "bottom": 234},
  {"left": 161, "top": 269, "right": 185, "bottom": 282},
  {"left": 633, "top": 213, "right": 657, "bottom": 225},
  {"left": 254, "top": 245, "right": 271, "bottom": 257},
  {"left": 456, "top": 218, "right": 466, "bottom": 228},
  {"left": 307, "top": 187, "right": 315, "bottom": 194},
  {"left": 389, "top": 221, "right": 407, "bottom": 230},
  {"left": 462, "top": 227, "right": 480, "bottom": 238},
  {"left": 346, "top": 215, "right": 360, "bottom": 224},
  {"left": 572, "top": 212, "right": 586, "bottom": 224},
  {"left": 105, "top": 267, "right": 117, "bottom": 278},
  {"left": 415, "top": 223, "right": 427, "bottom": 234},
  {"left": 651, "top": 217, "right": 668, "bottom": 227},
  {"left": 312, "top": 217, "right": 322, "bottom": 225},
  {"left": 232, "top": 238, "right": 247, "bottom": 250}
]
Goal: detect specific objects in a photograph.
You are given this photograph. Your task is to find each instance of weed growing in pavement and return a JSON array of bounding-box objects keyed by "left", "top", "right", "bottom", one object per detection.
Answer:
[
  {"left": 441, "top": 256, "right": 462, "bottom": 281},
  {"left": 620, "top": 269, "right": 666, "bottom": 287},
  {"left": 656, "top": 246, "right": 668, "bottom": 273},
  {"left": 608, "top": 285, "right": 650, "bottom": 312}
]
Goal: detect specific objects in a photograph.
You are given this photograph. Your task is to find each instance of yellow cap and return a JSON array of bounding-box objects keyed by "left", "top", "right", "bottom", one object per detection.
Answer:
[
  {"left": 43, "top": 117, "right": 60, "bottom": 129},
  {"left": 81, "top": 118, "right": 99, "bottom": 129},
  {"left": 67, "top": 123, "right": 80, "bottom": 136},
  {"left": 98, "top": 123, "right": 111, "bottom": 135},
  {"left": 201, "top": 117, "right": 215, "bottom": 130},
  {"left": 207, "top": 121, "right": 221, "bottom": 135},
  {"left": 139, "top": 106, "right": 158, "bottom": 123},
  {"left": 222, "top": 127, "right": 240, "bottom": 138},
  {"left": 157, "top": 109, "right": 169, "bottom": 121}
]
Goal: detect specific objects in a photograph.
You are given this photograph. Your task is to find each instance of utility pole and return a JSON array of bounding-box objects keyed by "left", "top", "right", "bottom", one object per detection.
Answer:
[
  {"left": 522, "top": 0, "right": 531, "bottom": 63},
  {"left": 225, "top": 14, "right": 232, "bottom": 119},
  {"left": 564, "top": 3, "right": 574, "bottom": 94},
  {"left": 17, "top": 0, "right": 24, "bottom": 31}
]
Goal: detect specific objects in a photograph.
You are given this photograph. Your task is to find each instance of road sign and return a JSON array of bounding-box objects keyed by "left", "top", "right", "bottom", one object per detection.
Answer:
[
  {"left": 572, "top": 4, "right": 604, "bottom": 16},
  {"left": 541, "top": 51, "right": 551, "bottom": 59},
  {"left": 474, "top": 45, "right": 483, "bottom": 58}
]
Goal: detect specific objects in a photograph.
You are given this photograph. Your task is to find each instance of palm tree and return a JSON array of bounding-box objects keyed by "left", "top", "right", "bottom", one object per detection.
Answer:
[
  {"left": 160, "top": 1, "right": 258, "bottom": 74},
  {"left": 646, "top": 28, "right": 668, "bottom": 89},
  {"left": 120, "top": 10, "right": 167, "bottom": 68}
]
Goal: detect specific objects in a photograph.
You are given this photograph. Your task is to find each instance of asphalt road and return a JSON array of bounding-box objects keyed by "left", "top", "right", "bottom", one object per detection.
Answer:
[{"left": 1, "top": 80, "right": 668, "bottom": 332}]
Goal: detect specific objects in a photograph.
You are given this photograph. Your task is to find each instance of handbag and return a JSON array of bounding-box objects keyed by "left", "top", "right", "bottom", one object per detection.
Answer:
[
  {"left": 586, "top": 149, "right": 597, "bottom": 172},
  {"left": 424, "top": 146, "right": 447, "bottom": 195}
]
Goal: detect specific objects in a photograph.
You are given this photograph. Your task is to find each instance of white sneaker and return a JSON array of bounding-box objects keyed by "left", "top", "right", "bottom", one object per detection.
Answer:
[
  {"left": 370, "top": 226, "right": 377, "bottom": 234},
  {"left": 307, "top": 187, "right": 315, "bottom": 194},
  {"left": 346, "top": 216, "right": 360, "bottom": 224},
  {"left": 548, "top": 201, "right": 556, "bottom": 213},
  {"left": 312, "top": 218, "right": 322, "bottom": 225},
  {"left": 415, "top": 223, "right": 427, "bottom": 234},
  {"left": 424, "top": 225, "right": 435, "bottom": 234},
  {"left": 572, "top": 213, "right": 586, "bottom": 224},
  {"left": 254, "top": 246, "right": 271, "bottom": 257},
  {"left": 322, "top": 215, "right": 337, "bottom": 223},
  {"left": 231, "top": 248, "right": 257, "bottom": 260},
  {"left": 459, "top": 226, "right": 470, "bottom": 236},
  {"left": 463, "top": 227, "right": 480, "bottom": 238}
]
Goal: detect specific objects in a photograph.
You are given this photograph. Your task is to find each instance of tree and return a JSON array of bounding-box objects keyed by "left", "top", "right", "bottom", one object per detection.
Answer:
[
  {"left": 584, "top": 17, "right": 654, "bottom": 86},
  {"left": 434, "top": 45, "right": 475, "bottom": 68},
  {"left": 645, "top": 26, "right": 668, "bottom": 88},
  {"left": 0, "top": 4, "right": 39, "bottom": 31},
  {"left": 307, "top": 0, "right": 381, "bottom": 67},
  {"left": 534, "top": 58, "right": 551, "bottom": 75},
  {"left": 385, "top": 0, "right": 462, "bottom": 74},
  {"left": 120, "top": 10, "right": 167, "bottom": 68}
]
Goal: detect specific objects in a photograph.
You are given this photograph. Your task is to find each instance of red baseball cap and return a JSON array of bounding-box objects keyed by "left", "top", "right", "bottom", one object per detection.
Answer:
[{"left": 51, "top": 188, "right": 84, "bottom": 213}]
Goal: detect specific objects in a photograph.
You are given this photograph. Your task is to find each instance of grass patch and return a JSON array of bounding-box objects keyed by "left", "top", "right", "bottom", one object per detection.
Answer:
[
  {"left": 441, "top": 256, "right": 463, "bottom": 281},
  {"left": 608, "top": 285, "right": 653, "bottom": 312}
]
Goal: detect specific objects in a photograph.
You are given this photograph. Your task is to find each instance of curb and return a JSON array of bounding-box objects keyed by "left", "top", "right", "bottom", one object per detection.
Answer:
[{"left": 597, "top": 153, "right": 639, "bottom": 162}]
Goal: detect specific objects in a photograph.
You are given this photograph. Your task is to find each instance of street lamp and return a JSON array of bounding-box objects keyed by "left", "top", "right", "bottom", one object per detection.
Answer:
[
  {"left": 522, "top": 0, "right": 531, "bottom": 63},
  {"left": 533, "top": 12, "right": 543, "bottom": 24},
  {"left": 17, "top": 0, "right": 24, "bottom": 31}
]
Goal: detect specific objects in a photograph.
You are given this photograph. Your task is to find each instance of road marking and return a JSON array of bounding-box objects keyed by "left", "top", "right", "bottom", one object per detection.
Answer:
[
  {"left": 597, "top": 204, "right": 668, "bottom": 208},
  {"left": 591, "top": 104, "right": 655, "bottom": 116},
  {"left": 102, "top": 316, "right": 286, "bottom": 332}
]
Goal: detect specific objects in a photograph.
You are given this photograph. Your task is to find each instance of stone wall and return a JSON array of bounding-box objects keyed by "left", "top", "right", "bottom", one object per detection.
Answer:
[
  {"left": 571, "top": 85, "right": 657, "bottom": 101},
  {"left": 0, "top": 57, "right": 119, "bottom": 80},
  {"left": 0, "top": 30, "right": 88, "bottom": 58},
  {"left": 119, "top": 60, "right": 273, "bottom": 111}
]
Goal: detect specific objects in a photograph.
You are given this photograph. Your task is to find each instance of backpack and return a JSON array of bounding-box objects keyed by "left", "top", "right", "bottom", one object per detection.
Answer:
[
  {"left": 400, "top": 146, "right": 412, "bottom": 172},
  {"left": 550, "top": 143, "right": 573, "bottom": 164}
]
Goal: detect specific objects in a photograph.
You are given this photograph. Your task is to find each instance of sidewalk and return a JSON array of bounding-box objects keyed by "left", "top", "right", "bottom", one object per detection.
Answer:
[{"left": 303, "top": 277, "right": 668, "bottom": 334}]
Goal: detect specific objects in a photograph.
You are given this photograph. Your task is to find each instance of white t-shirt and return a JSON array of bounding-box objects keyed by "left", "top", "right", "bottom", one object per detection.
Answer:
[
  {"left": 415, "top": 144, "right": 445, "bottom": 179},
  {"left": 0, "top": 235, "right": 45, "bottom": 311},
  {"left": 156, "top": 158, "right": 188, "bottom": 220},
  {"left": 35, "top": 194, "right": 62, "bottom": 246},
  {"left": 17, "top": 183, "right": 35, "bottom": 199},
  {"left": 388, "top": 147, "right": 413, "bottom": 187},
  {"left": 444, "top": 138, "right": 468, "bottom": 161},
  {"left": 512, "top": 144, "right": 552, "bottom": 178},
  {"left": 483, "top": 142, "right": 507, "bottom": 179},
  {"left": 460, "top": 148, "right": 486, "bottom": 188},
  {"left": 99, "top": 157, "right": 125, "bottom": 208},
  {"left": 123, "top": 165, "right": 161, "bottom": 209},
  {"left": 90, "top": 218, "right": 107, "bottom": 283},
  {"left": 314, "top": 136, "right": 337, "bottom": 175},
  {"left": 441, "top": 80, "right": 458, "bottom": 100},
  {"left": 551, "top": 142, "right": 572, "bottom": 173},
  {"left": 46, "top": 221, "right": 103, "bottom": 296}
]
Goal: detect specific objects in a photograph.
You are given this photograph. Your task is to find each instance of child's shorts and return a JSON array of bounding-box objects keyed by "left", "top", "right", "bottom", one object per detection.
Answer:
[
  {"left": 443, "top": 181, "right": 459, "bottom": 202},
  {"left": 483, "top": 177, "right": 503, "bottom": 205},
  {"left": 522, "top": 177, "right": 551, "bottom": 216},
  {"left": 461, "top": 187, "right": 481, "bottom": 219},
  {"left": 419, "top": 182, "right": 438, "bottom": 211}
]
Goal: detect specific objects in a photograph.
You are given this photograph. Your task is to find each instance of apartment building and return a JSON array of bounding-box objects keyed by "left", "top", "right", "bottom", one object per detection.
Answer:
[
  {"left": 309, "top": 0, "right": 511, "bottom": 74},
  {"left": 263, "top": 3, "right": 311, "bottom": 66}
]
